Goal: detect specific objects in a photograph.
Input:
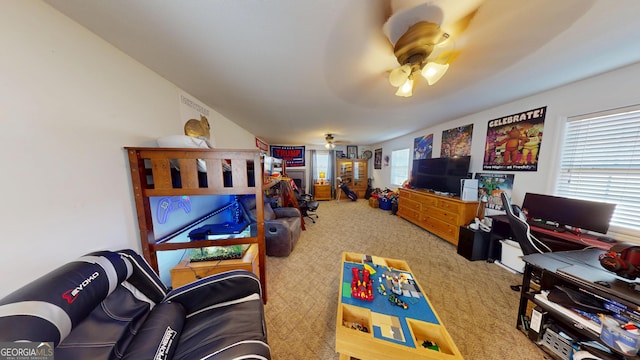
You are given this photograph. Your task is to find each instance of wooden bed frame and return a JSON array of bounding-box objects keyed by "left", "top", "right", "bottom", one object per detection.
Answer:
[{"left": 125, "top": 147, "right": 267, "bottom": 301}]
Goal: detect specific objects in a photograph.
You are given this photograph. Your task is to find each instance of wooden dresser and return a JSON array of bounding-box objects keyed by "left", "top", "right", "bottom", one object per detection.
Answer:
[
  {"left": 313, "top": 184, "right": 332, "bottom": 200},
  {"left": 397, "top": 188, "right": 478, "bottom": 246}
]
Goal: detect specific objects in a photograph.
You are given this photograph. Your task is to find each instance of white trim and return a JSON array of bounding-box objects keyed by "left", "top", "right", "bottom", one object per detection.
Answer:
[
  {"left": 121, "top": 281, "right": 157, "bottom": 310},
  {"left": 186, "top": 293, "right": 260, "bottom": 318},
  {"left": 199, "top": 340, "right": 270, "bottom": 360}
]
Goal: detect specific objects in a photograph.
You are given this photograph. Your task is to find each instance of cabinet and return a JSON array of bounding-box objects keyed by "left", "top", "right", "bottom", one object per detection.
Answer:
[
  {"left": 314, "top": 184, "right": 332, "bottom": 200},
  {"left": 518, "top": 250, "right": 640, "bottom": 359},
  {"left": 336, "top": 158, "right": 368, "bottom": 199},
  {"left": 397, "top": 188, "right": 478, "bottom": 246}
]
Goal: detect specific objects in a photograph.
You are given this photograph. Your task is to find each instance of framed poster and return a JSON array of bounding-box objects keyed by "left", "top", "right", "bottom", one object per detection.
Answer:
[
  {"left": 483, "top": 106, "right": 546, "bottom": 171},
  {"left": 347, "top": 145, "right": 358, "bottom": 159},
  {"left": 474, "top": 173, "right": 515, "bottom": 211},
  {"left": 374, "top": 148, "right": 382, "bottom": 169},
  {"left": 414, "top": 134, "right": 433, "bottom": 160},
  {"left": 441, "top": 124, "right": 473, "bottom": 158}
]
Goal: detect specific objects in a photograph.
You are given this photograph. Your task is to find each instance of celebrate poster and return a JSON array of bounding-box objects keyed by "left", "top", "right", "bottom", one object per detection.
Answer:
[{"left": 483, "top": 106, "right": 547, "bottom": 171}]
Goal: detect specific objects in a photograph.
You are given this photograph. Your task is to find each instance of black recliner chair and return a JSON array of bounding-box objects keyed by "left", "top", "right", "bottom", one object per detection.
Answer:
[
  {"left": 295, "top": 190, "right": 319, "bottom": 223},
  {"left": 0, "top": 249, "right": 270, "bottom": 359}
]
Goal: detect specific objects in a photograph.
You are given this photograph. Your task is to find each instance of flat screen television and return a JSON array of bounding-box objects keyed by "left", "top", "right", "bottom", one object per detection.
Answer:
[
  {"left": 522, "top": 193, "right": 616, "bottom": 234},
  {"left": 411, "top": 156, "right": 471, "bottom": 196}
]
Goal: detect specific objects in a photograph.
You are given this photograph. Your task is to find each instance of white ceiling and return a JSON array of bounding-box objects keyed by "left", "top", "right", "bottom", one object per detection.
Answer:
[{"left": 45, "top": 0, "right": 640, "bottom": 147}]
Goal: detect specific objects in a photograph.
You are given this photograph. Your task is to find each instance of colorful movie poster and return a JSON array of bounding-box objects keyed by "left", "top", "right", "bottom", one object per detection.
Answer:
[
  {"left": 270, "top": 145, "right": 305, "bottom": 167},
  {"left": 483, "top": 106, "right": 546, "bottom": 171},
  {"left": 475, "top": 173, "right": 515, "bottom": 211},
  {"left": 414, "top": 134, "right": 433, "bottom": 160},
  {"left": 441, "top": 124, "right": 473, "bottom": 157}
]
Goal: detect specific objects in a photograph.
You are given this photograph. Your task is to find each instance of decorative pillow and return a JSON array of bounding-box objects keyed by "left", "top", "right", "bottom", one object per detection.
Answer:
[{"left": 157, "top": 135, "right": 211, "bottom": 172}]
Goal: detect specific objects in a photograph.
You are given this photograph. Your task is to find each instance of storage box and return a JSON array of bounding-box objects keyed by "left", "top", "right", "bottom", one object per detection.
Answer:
[
  {"left": 500, "top": 239, "right": 525, "bottom": 273},
  {"left": 600, "top": 316, "right": 640, "bottom": 356},
  {"left": 457, "top": 226, "right": 490, "bottom": 261},
  {"left": 379, "top": 197, "right": 392, "bottom": 210},
  {"left": 368, "top": 197, "right": 379, "bottom": 208}
]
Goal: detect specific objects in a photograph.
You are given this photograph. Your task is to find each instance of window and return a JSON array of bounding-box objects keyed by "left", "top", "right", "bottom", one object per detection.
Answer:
[
  {"left": 556, "top": 105, "right": 640, "bottom": 234},
  {"left": 390, "top": 148, "right": 410, "bottom": 186},
  {"left": 313, "top": 151, "right": 330, "bottom": 181}
]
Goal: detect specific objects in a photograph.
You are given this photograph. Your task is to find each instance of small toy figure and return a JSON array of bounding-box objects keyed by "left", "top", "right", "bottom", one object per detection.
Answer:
[
  {"left": 422, "top": 340, "right": 440, "bottom": 351},
  {"left": 388, "top": 294, "right": 408, "bottom": 309}
]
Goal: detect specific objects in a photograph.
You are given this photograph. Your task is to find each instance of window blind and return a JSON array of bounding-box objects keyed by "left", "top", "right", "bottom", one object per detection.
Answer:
[
  {"left": 391, "top": 148, "right": 410, "bottom": 186},
  {"left": 556, "top": 107, "right": 640, "bottom": 233}
]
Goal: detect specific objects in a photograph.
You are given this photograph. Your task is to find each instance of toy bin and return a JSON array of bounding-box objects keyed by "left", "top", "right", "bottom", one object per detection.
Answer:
[
  {"left": 379, "top": 197, "right": 392, "bottom": 210},
  {"left": 600, "top": 316, "right": 640, "bottom": 356}
]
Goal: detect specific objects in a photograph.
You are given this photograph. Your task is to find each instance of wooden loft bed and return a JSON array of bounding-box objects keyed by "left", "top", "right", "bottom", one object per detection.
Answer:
[{"left": 125, "top": 147, "right": 267, "bottom": 301}]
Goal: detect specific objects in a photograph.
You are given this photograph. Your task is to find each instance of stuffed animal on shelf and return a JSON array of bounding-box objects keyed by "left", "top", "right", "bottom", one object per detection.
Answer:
[{"left": 184, "top": 115, "right": 211, "bottom": 139}]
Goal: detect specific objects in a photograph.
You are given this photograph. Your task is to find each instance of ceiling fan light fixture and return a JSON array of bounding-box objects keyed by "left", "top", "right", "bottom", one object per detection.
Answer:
[
  {"left": 325, "top": 133, "right": 336, "bottom": 149},
  {"left": 389, "top": 64, "right": 412, "bottom": 87},
  {"left": 395, "top": 77, "right": 415, "bottom": 97},
  {"left": 422, "top": 62, "right": 449, "bottom": 85}
]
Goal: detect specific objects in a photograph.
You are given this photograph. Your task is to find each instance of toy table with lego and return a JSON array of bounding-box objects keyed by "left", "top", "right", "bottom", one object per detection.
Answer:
[{"left": 336, "top": 252, "right": 463, "bottom": 360}]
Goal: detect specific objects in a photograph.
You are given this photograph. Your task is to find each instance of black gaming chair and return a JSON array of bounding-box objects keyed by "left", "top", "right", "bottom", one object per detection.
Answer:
[
  {"left": 500, "top": 192, "right": 552, "bottom": 255},
  {"left": 295, "top": 190, "right": 319, "bottom": 223},
  {"left": 501, "top": 192, "right": 552, "bottom": 292}
]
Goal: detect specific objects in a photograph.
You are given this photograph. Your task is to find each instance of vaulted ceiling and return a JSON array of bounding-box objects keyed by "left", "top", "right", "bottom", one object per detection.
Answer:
[{"left": 45, "top": 0, "right": 640, "bottom": 147}]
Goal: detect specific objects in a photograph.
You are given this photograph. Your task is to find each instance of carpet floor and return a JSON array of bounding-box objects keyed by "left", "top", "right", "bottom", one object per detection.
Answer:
[{"left": 263, "top": 199, "right": 551, "bottom": 359}]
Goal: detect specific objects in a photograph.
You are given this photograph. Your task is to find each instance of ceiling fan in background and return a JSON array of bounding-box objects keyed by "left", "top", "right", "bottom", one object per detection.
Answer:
[{"left": 383, "top": 0, "right": 484, "bottom": 97}]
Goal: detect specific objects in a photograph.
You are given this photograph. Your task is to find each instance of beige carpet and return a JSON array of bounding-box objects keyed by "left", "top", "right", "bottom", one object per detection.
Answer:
[{"left": 263, "top": 199, "right": 551, "bottom": 359}]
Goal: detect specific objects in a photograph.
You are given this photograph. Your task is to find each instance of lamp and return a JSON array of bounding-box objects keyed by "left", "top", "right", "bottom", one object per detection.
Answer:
[
  {"left": 387, "top": 21, "right": 452, "bottom": 96},
  {"left": 325, "top": 134, "right": 336, "bottom": 149}
]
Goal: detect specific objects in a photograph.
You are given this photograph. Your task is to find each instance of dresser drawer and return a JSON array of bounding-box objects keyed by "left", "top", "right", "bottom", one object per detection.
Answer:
[
  {"left": 437, "top": 198, "right": 462, "bottom": 213},
  {"left": 399, "top": 197, "right": 421, "bottom": 211},
  {"left": 422, "top": 217, "right": 458, "bottom": 243},
  {"left": 398, "top": 207, "right": 421, "bottom": 222},
  {"left": 428, "top": 207, "right": 459, "bottom": 224}
]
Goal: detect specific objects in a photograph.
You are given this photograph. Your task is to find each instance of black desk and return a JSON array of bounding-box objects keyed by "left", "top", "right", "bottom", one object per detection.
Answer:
[{"left": 518, "top": 249, "right": 640, "bottom": 359}]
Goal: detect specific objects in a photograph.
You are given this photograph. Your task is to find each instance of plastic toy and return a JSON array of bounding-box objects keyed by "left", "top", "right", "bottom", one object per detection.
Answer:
[
  {"left": 351, "top": 267, "right": 374, "bottom": 301},
  {"left": 388, "top": 294, "right": 408, "bottom": 309}
]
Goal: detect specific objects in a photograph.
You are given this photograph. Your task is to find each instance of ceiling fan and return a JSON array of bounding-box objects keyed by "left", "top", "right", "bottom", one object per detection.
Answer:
[{"left": 383, "top": 0, "right": 484, "bottom": 97}]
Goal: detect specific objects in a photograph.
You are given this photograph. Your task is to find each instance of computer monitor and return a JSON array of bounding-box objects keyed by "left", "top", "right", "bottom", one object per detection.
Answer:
[{"left": 522, "top": 193, "right": 616, "bottom": 234}]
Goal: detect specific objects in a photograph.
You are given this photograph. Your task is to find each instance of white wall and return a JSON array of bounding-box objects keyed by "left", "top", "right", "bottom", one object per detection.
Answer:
[
  {"left": 371, "top": 61, "right": 640, "bottom": 240},
  {"left": 372, "top": 62, "right": 640, "bottom": 203},
  {"left": 0, "top": 1, "right": 256, "bottom": 296}
]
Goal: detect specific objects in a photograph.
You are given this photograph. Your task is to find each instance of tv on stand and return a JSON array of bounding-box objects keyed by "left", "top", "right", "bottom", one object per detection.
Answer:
[{"left": 411, "top": 156, "right": 471, "bottom": 197}]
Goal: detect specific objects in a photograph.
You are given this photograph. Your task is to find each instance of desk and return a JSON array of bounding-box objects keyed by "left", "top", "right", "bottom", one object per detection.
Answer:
[
  {"left": 488, "top": 215, "right": 614, "bottom": 263},
  {"left": 517, "top": 250, "right": 640, "bottom": 359}
]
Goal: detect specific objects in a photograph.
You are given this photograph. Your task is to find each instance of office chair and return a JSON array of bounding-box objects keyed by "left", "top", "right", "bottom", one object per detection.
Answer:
[
  {"left": 295, "top": 189, "right": 319, "bottom": 223},
  {"left": 501, "top": 192, "right": 552, "bottom": 291},
  {"left": 501, "top": 192, "right": 552, "bottom": 255}
]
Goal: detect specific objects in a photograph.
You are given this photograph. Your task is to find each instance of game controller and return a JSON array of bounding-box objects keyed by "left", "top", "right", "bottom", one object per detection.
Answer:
[{"left": 157, "top": 196, "right": 191, "bottom": 224}]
